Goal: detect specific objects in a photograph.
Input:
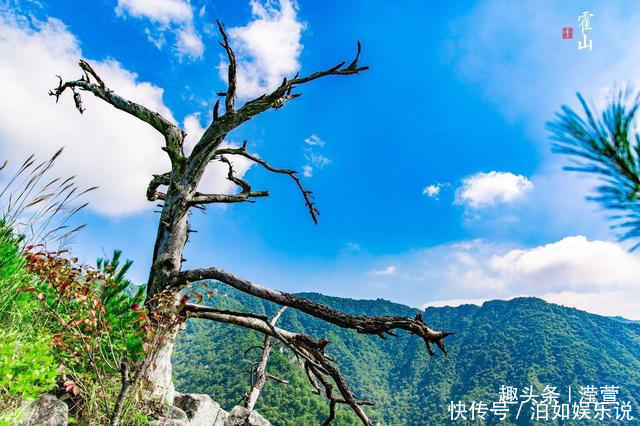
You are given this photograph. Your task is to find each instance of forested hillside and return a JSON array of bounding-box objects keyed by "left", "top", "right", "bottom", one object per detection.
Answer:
[{"left": 173, "top": 282, "right": 640, "bottom": 425}]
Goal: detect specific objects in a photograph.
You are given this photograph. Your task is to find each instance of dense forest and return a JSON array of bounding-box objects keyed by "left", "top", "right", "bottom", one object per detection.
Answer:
[{"left": 174, "top": 282, "right": 640, "bottom": 425}]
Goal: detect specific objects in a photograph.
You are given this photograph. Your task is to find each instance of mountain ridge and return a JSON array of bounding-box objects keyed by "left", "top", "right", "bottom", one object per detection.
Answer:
[{"left": 173, "top": 283, "right": 640, "bottom": 425}]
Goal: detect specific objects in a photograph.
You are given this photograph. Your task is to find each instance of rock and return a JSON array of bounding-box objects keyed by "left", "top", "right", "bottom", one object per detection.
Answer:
[
  {"left": 149, "top": 406, "right": 190, "bottom": 426},
  {"left": 213, "top": 409, "right": 228, "bottom": 426},
  {"left": 13, "top": 394, "right": 68, "bottom": 426},
  {"left": 174, "top": 393, "right": 220, "bottom": 426},
  {"left": 224, "top": 406, "right": 272, "bottom": 426},
  {"left": 149, "top": 421, "right": 189, "bottom": 426}
]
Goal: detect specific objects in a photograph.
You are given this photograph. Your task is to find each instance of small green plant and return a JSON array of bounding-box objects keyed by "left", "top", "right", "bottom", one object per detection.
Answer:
[{"left": 0, "top": 330, "right": 59, "bottom": 399}]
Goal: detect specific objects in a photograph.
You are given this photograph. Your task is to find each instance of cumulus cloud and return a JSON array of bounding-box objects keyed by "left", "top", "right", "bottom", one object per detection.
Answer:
[
  {"left": 219, "top": 0, "right": 305, "bottom": 99},
  {"left": 410, "top": 236, "right": 640, "bottom": 319},
  {"left": 455, "top": 171, "right": 533, "bottom": 208},
  {"left": 491, "top": 236, "right": 639, "bottom": 292},
  {"left": 369, "top": 265, "right": 397, "bottom": 277},
  {"left": 115, "top": 0, "right": 203, "bottom": 60},
  {"left": 0, "top": 12, "right": 249, "bottom": 217},
  {"left": 0, "top": 13, "right": 174, "bottom": 216}
]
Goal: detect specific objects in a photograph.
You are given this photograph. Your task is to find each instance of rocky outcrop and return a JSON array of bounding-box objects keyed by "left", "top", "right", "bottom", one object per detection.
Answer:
[
  {"left": 149, "top": 406, "right": 190, "bottom": 426},
  {"left": 155, "top": 395, "right": 271, "bottom": 426},
  {"left": 12, "top": 394, "right": 68, "bottom": 426},
  {"left": 174, "top": 393, "right": 220, "bottom": 426},
  {"left": 224, "top": 406, "right": 272, "bottom": 426}
]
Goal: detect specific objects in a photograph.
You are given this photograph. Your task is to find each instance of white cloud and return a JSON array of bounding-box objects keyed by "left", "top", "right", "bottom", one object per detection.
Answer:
[
  {"left": 0, "top": 13, "right": 175, "bottom": 216},
  {"left": 220, "top": 0, "right": 305, "bottom": 99},
  {"left": 115, "top": 0, "right": 203, "bottom": 60},
  {"left": 115, "top": 0, "right": 193, "bottom": 24},
  {"left": 455, "top": 171, "right": 533, "bottom": 208},
  {"left": 408, "top": 236, "right": 640, "bottom": 319},
  {"left": 369, "top": 265, "right": 397, "bottom": 277},
  {"left": 302, "top": 165, "right": 313, "bottom": 178},
  {"left": 423, "top": 182, "right": 448, "bottom": 199},
  {"left": 175, "top": 25, "right": 204, "bottom": 60},
  {"left": 301, "top": 133, "right": 330, "bottom": 178},
  {"left": 541, "top": 290, "right": 640, "bottom": 319},
  {"left": 490, "top": 236, "right": 639, "bottom": 293},
  {"left": 304, "top": 134, "right": 325, "bottom": 147},
  {"left": 304, "top": 149, "right": 330, "bottom": 169}
]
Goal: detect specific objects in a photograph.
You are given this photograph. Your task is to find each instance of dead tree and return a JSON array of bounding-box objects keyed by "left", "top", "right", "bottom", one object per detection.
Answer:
[{"left": 50, "top": 20, "right": 452, "bottom": 423}]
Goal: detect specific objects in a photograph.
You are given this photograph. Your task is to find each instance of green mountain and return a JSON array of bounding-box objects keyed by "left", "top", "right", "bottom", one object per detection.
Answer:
[{"left": 172, "top": 283, "right": 640, "bottom": 425}]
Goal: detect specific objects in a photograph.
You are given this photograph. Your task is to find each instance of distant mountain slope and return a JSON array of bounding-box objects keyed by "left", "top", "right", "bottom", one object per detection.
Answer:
[{"left": 172, "top": 283, "right": 640, "bottom": 425}]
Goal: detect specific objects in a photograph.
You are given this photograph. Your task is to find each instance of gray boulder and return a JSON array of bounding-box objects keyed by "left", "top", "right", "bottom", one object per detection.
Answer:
[
  {"left": 174, "top": 393, "right": 220, "bottom": 426},
  {"left": 149, "top": 406, "right": 190, "bottom": 426},
  {"left": 224, "top": 406, "right": 271, "bottom": 426},
  {"left": 12, "top": 394, "right": 68, "bottom": 426},
  {"left": 213, "top": 408, "right": 228, "bottom": 426}
]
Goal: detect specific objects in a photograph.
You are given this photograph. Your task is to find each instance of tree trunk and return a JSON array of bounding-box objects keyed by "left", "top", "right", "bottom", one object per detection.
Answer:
[{"left": 142, "top": 179, "right": 191, "bottom": 404}]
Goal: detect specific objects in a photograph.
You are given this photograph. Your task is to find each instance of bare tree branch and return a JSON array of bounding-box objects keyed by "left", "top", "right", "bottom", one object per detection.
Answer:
[
  {"left": 189, "top": 156, "right": 269, "bottom": 205},
  {"left": 174, "top": 268, "right": 453, "bottom": 357},
  {"left": 49, "top": 60, "right": 184, "bottom": 164},
  {"left": 244, "top": 306, "right": 287, "bottom": 411},
  {"left": 190, "top": 41, "right": 368, "bottom": 167},
  {"left": 216, "top": 142, "right": 319, "bottom": 223},
  {"left": 266, "top": 373, "right": 289, "bottom": 385},
  {"left": 216, "top": 20, "right": 237, "bottom": 113}
]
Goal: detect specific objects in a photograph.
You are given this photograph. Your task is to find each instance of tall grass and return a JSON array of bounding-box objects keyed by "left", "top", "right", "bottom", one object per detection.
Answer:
[
  {"left": 0, "top": 149, "right": 95, "bottom": 319},
  {"left": 0, "top": 148, "right": 96, "bottom": 251}
]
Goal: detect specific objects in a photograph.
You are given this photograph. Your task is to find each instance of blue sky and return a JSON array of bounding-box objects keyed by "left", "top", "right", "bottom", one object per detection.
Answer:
[{"left": 1, "top": 0, "right": 640, "bottom": 318}]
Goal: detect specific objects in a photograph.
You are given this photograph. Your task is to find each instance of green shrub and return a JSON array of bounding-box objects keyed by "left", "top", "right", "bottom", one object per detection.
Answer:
[{"left": 0, "top": 330, "right": 59, "bottom": 399}]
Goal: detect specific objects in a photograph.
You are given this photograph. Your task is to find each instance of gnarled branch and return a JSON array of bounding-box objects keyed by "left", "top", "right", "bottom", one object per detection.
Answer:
[
  {"left": 174, "top": 268, "right": 453, "bottom": 357},
  {"left": 189, "top": 156, "right": 269, "bottom": 205},
  {"left": 190, "top": 41, "right": 368, "bottom": 166},
  {"left": 216, "top": 142, "right": 319, "bottom": 223},
  {"left": 49, "top": 60, "right": 184, "bottom": 164},
  {"left": 217, "top": 21, "right": 237, "bottom": 113}
]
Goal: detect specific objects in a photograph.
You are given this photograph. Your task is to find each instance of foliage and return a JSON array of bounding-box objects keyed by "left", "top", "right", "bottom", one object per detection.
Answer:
[
  {"left": 0, "top": 220, "right": 155, "bottom": 424},
  {"left": 0, "top": 330, "right": 59, "bottom": 399},
  {"left": 174, "top": 282, "right": 640, "bottom": 425},
  {"left": 548, "top": 88, "right": 640, "bottom": 248},
  {"left": 22, "top": 248, "right": 150, "bottom": 399}
]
